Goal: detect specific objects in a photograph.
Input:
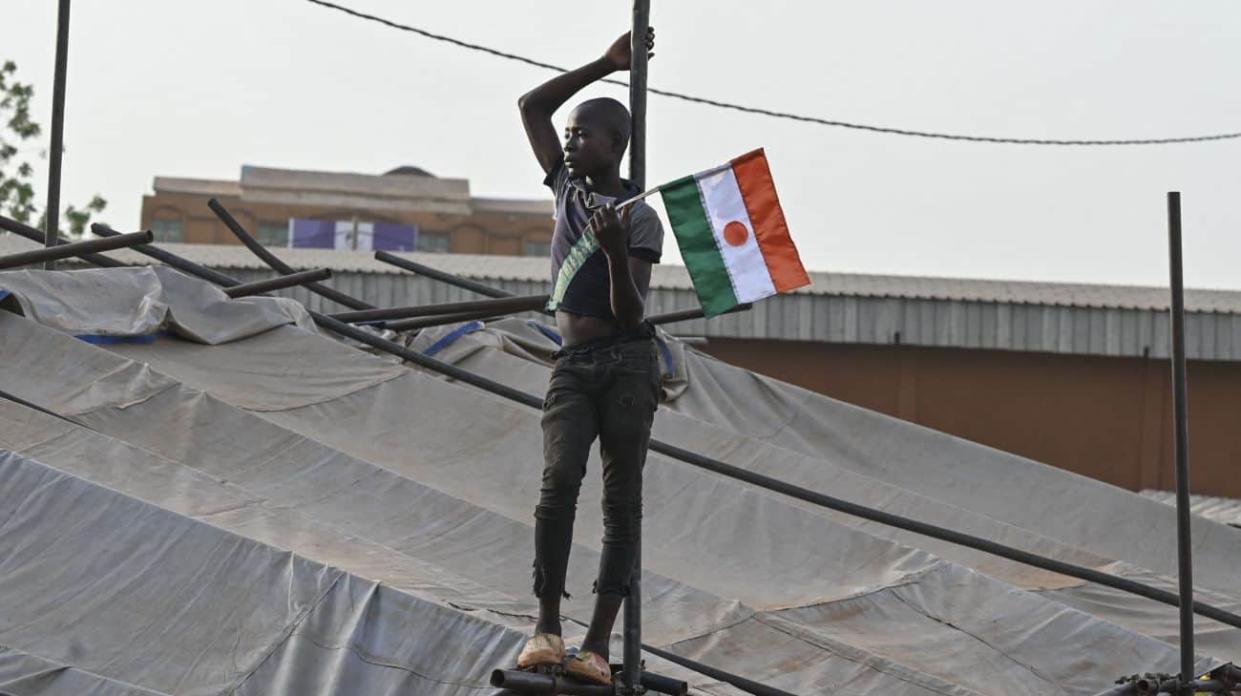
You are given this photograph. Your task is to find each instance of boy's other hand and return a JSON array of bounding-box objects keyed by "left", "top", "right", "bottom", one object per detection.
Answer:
[
  {"left": 588, "top": 203, "right": 632, "bottom": 258},
  {"left": 602, "top": 27, "right": 655, "bottom": 71}
]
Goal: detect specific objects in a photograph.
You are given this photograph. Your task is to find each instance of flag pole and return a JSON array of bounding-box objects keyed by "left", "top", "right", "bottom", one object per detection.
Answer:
[{"left": 617, "top": 162, "right": 732, "bottom": 210}]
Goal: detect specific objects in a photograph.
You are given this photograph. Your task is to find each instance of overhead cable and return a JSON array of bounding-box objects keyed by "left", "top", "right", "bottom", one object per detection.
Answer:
[{"left": 305, "top": 0, "right": 1241, "bottom": 147}]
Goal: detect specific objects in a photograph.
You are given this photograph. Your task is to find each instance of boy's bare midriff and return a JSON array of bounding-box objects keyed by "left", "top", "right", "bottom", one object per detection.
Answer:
[{"left": 555, "top": 310, "right": 621, "bottom": 347}]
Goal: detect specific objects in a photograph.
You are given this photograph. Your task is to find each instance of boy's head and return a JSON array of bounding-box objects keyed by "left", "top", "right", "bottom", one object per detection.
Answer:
[{"left": 563, "top": 97, "right": 631, "bottom": 179}]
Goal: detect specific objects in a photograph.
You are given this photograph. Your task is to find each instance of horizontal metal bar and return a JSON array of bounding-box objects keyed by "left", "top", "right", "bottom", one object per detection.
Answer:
[
  {"left": 374, "top": 250, "right": 516, "bottom": 299},
  {"left": 332, "top": 294, "right": 547, "bottom": 323},
  {"left": 489, "top": 669, "right": 613, "bottom": 695},
  {"left": 383, "top": 309, "right": 512, "bottom": 333},
  {"left": 638, "top": 643, "right": 794, "bottom": 696},
  {"left": 62, "top": 241, "right": 1241, "bottom": 695},
  {"left": 639, "top": 670, "right": 688, "bottom": 696},
  {"left": 648, "top": 303, "right": 751, "bottom": 326},
  {"left": 0, "top": 231, "right": 152, "bottom": 270},
  {"left": 487, "top": 668, "right": 685, "bottom": 696},
  {"left": 223, "top": 268, "right": 332, "bottom": 298},
  {"left": 91, "top": 224, "right": 241, "bottom": 287},
  {"left": 0, "top": 214, "right": 127, "bottom": 268},
  {"left": 207, "top": 198, "right": 373, "bottom": 310}
]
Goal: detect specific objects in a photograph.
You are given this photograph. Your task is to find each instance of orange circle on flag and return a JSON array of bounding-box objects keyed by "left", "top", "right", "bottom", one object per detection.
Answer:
[{"left": 723, "top": 221, "right": 749, "bottom": 247}]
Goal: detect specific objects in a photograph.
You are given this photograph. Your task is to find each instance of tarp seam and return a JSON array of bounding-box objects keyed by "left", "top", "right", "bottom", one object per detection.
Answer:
[
  {"left": 224, "top": 572, "right": 347, "bottom": 695},
  {"left": 886, "top": 589, "right": 1063, "bottom": 690},
  {"left": 750, "top": 614, "right": 981, "bottom": 696}
]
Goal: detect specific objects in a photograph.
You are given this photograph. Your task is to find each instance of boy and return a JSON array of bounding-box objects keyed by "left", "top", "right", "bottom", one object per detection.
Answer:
[{"left": 515, "top": 28, "right": 660, "bottom": 686}]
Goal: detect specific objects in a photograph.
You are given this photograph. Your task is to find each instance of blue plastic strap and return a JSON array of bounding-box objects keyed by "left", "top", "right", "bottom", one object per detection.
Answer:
[
  {"left": 655, "top": 336, "right": 676, "bottom": 378},
  {"left": 422, "top": 321, "right": 485, "bottom": 358},
  {"left": 75, "top": 332, "right": 167, "bottom": 345},
  {"left": 528, "top": 320, "right": 563, "bottom": 346}
]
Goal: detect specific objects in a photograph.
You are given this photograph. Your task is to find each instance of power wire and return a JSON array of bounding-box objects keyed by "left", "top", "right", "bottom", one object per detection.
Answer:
[{"left": 305, "top": 0, "right": 1241, "bottom": 147}]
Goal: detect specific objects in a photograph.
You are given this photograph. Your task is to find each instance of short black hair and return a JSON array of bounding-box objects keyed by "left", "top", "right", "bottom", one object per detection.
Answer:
[{"left": 573, "top": 97, "right": 631, "bottom": 155}]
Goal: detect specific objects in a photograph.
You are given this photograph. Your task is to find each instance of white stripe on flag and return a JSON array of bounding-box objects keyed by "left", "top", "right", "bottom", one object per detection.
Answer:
[{"left": 695, "top": 167, "right": 776, "bottom": 303}]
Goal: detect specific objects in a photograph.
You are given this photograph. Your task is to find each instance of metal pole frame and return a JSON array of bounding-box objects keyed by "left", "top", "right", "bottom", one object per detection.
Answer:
[
  {"left": 1167, "top": 191, "right": 1197, "bottom": 693},
  {"left": 625, "top": 3, "right": 651, "bottom": 692},
  {"left": 44, "top": 0, "right": 72, "bottom": 269}
]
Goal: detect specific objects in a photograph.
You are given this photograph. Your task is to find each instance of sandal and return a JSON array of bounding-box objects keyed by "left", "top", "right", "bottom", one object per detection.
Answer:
[
  {"left": 516, "top": 633, "right": 565, "bottom": 670},
  {"left": 564, "top": 650, "right": 612, "bottom": 685}
]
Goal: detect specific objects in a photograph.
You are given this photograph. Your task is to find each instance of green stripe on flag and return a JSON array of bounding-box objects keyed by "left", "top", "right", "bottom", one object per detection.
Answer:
[{"left": 660, "top": 176, "right": 739, "bottom": 316}]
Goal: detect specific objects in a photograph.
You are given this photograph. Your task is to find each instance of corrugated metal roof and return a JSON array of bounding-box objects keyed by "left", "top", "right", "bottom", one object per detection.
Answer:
[
  {"left": 4, "top": 234, "right": 1237, "bottom": 314},
  {"left": 1140, "top": 490, "right": 1241, "bottom": 528},
  {"left": 9, "top": 233, "right": 1241, "bottom": 360}
]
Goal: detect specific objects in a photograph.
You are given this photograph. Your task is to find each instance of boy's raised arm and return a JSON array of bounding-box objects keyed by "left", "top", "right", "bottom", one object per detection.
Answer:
[{"left": 518, "top": 30, "right": 652, "bottom": 175}]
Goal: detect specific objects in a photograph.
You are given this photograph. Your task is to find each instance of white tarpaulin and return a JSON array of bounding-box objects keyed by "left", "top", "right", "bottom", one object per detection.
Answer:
[{"left": 1, "top": 268, "right": 1238, "bottom": 696}]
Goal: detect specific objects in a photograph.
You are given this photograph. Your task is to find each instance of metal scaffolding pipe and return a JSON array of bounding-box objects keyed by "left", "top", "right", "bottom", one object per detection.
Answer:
[
  {"left": 489, "top": 668, "right": 686, "bottom": 696},
  {"left": 1, "top": 214, "right": 125, "bottom": 267},
  {"left": 60, "top": 240, "right": 1241, "bottom": 695},
  {"left": 223, "top": 268, "right": 332, "bottom": 298},
  {"left": 0, "top": 231, "right": 152, "bottom": 270},
  {"left": 1166, "top": 191, "right": 1197, "bottom": 689},
  {"left": 374, "top": 250, "right": 516, "bottom": 299},
  {"left": 624, "top": 6, "right": 649, "bottom": 683},
  {"left": 489, "top": 669, "right": 612, "bottom": 695},
  {"left": 382, "top": 309, "right": 512, "bottom": 333},
  {"left": 331, "top": 294, "right": 547, "bottom": 323},
  {"left": 207, "top": 198, "right": 373, "bottom": 310},
  {"left": 91, "top": 224, "right": 240, "bottom": 286},
  {"left": 648, "top": 303, "right": 751, "bottom": 326},
  {"left": 639, "top": 643, "right": 795, "bottom": 696},
  {"left": 43, "top": 0, "right": 72, "bottom": 269}
]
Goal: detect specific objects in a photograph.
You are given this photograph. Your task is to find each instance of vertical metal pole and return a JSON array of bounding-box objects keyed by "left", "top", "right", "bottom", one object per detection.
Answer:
[
  {"left": 624, "top": 1, "right": 650, "bottom": 693},
  {"left": 1166, "top": 191, "right": 1196, "bottom": 692},
  {"left": 44, "top": 0, "right": 72, "bottom": 269}
]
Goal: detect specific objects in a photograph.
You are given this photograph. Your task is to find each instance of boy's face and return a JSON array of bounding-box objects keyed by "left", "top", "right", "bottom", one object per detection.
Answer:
[{"left": 563, "top": 107, "right": 621, "bottom": 180}]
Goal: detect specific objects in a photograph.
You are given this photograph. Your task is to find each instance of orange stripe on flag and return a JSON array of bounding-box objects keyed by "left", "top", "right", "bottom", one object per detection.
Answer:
[{"left": 731, "top": 149, "right": 810, "bottom": 293}]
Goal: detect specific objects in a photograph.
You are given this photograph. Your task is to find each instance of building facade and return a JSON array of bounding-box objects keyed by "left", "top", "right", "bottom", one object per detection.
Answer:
[{"left": 140, "top": 165, "right": 554, "bottom": 256}]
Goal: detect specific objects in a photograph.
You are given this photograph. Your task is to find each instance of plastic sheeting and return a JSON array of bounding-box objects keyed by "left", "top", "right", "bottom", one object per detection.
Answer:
[{"left": 1, "top": 268, "right": 1238, "bottom": 696}]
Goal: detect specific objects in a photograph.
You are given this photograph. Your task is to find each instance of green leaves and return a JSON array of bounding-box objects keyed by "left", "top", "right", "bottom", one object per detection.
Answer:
[{"left": 1, "top": 58, "right": 106, "bottom": 237}]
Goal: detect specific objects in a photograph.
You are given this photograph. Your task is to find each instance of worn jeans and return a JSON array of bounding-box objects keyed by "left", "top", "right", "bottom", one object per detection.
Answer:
[{"left": 532, "top": 331, "right": 661, "bottom": 599}]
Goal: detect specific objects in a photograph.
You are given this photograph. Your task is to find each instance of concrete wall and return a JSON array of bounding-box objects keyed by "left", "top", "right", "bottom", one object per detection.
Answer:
[{"left": 700, "top": 338, "right": 1241, "bottom": 498}]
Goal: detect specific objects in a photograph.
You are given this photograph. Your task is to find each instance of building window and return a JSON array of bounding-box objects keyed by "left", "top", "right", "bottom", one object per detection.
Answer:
[
  {"left": 256, "top": 220, "right": 289, "bottom": 247},
  {"left": 523, "top": 240, "right": 551, "bottom": 257},
  {"left": 416, "top": 232, "right": 450, "bottom": 253},
  {"left": 151, "top": 218, "right": 183, "bottom": 243}
]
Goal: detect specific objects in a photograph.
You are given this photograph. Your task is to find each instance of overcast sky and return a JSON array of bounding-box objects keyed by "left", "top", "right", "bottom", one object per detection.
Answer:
[{"left": 3, "top": 1, "right": 1239, "bottom": 288}]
